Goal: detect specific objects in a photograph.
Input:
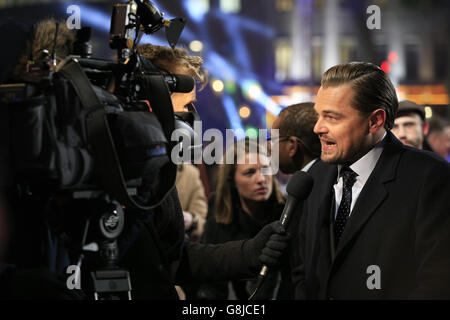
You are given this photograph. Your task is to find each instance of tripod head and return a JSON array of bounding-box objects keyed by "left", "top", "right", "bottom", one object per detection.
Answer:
[{"left": 74, "top": 195, "right": 132, "bottom": 300}]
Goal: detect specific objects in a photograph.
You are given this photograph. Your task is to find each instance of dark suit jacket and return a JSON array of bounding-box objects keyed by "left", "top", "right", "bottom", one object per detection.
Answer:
[{"left": 292, "top": 132, "right": 450, "bottom": 299}]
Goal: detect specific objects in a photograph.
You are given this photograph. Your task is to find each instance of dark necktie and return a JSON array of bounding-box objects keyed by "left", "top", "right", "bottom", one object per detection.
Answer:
[{"left": 334, "top": 166, "right": 358, "bottom": 245}]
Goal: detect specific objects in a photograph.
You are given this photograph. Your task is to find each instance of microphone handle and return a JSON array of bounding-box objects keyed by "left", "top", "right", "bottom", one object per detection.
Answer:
[
  {"left": 248, "top": 266, "right": 268, "bottom": 300},
  {"left": 249, "top": 197, "right": 298, "bottom": 300},
  {"left": 279, "top": 195, "right": 298, "bottom": 229}
]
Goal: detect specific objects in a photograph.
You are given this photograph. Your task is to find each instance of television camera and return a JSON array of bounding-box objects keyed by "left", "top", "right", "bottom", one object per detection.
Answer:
[{"left": 0, "top": 0, "right": 199, "bottom": 299}]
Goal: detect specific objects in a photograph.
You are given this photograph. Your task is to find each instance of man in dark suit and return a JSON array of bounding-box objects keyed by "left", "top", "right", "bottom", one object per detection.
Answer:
[
  {"left": 292, "top": 62, "right": 450, "bottom": 299},
  {"left": 270, "top": 102, "right": 321, "bottom": 299}
]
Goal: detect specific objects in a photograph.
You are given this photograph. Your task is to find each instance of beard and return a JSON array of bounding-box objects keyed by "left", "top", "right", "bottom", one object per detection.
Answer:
[
  {"left": 401, "top": 137, "right": 422, "bottom": 149},
  {"left": 320, "top": 139, "right": 371, "bottom": 166}
]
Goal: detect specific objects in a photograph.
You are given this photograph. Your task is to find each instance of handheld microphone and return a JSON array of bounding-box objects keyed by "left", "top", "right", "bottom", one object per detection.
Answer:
[
  {"left": 164, "top": 74, "right": 194, "bottom": 93},
  {"left": 249, "top": 170, "right": 314, "bottom": 300}
]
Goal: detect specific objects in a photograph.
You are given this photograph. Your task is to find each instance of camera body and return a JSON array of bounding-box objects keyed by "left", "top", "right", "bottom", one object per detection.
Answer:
[
  {"left": 0, "top": 0, "right": 191, "bottom": 210},
  {"left": 0, "top": 1, "right": 197, "bottom": 299}
]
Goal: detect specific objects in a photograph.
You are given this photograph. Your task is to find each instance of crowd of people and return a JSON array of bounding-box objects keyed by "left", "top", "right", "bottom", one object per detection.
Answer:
[{"left": 0, "top": 18, "right": 449, "bottom": 300}]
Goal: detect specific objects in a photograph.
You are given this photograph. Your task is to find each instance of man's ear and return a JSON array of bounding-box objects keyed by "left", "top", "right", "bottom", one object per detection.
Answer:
[
  {"left": 369, "top": 109, "right": 386, "bottom": 133},
  {"left": 422, "top": 121, "right": 430, "bottom": 136},
  {"left": 288, "top": 137, "right": 298, "bottom": 158}
]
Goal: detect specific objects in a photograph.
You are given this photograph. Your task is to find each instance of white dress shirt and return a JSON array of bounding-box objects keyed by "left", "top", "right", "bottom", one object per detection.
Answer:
[
  {"left": 301, "top": 158, "right": 318, "bottom": 172},
  {"left": 334, "top": 133, "right": 386, "bottom": 218}
]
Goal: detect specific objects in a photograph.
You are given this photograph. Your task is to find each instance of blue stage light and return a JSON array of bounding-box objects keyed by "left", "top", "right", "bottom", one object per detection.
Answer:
[
  {"left": 71, "top": 3, "right": 111, "bottom": 31},
  {"left": 204, "top": 52, "right": 238, "bottom": 81},
  {"left": 223, "top": 20, "right": 251, "bottom": 74},
  {"left": 183, "top": 0, "right": 209, "bottom": 22},
  {"left": 210, "top": 9, "right": 275, "bottom": 38},
  {"left": 62, "top": 2, "right": 282, "bottom": 128},
  {"left": 222, "top": 94, "right": 245, "bottom": 138}
]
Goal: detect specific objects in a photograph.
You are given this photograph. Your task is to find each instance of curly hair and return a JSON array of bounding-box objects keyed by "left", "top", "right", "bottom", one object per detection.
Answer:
[
  {"left": 10, "top": 19, "right": 75, "bottom": 82},
  {"left": 138, "top": 43, "right": 208, "bottom": 90}
]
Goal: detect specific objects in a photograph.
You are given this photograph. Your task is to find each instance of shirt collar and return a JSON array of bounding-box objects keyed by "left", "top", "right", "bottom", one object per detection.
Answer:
[
  {"left": 337, "top": 132, "right": 387, "bottom": 185},
  {"left": 301, "top": 158, "right": 318, "bottom": 172}
]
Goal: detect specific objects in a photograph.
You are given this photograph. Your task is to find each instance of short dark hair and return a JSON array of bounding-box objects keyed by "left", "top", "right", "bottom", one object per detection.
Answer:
[
  {"left": 321, "top": 62, "right": 398, "bottom": 130},
  {"left": 278, "top": 102, "right": 321, "bottom": 158}
]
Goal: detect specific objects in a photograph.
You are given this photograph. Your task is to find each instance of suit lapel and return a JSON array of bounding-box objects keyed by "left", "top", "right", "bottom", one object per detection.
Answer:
[
  {"left": 316, "top": 167, "right": 337, "bottom": 258},
  {"left": 306, "top": 162, "right": 337, "bottom": 298},
  {"left": 332, "top": 132, "right": 402, "bottom": 263}
]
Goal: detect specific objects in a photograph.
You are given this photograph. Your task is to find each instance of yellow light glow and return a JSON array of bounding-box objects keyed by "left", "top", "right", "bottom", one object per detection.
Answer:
[
  {"left": 189, "top": 40, "right": 203, "bottom": 52},
  {"left": 211, "top": 79, "right": 224, "bottom": 93},
  {"left": 248, "top": 84, "right": 262, "bottom": 100},
  {"left": 425, "top": 106, "right": 433, "bottom": 119},
  {"left": 239, "top": 106, "right": 251, "bottom": 119}
]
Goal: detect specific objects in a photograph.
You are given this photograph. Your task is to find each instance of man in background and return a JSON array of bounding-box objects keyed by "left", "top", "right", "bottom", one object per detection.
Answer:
[
  {"left": 391, "top": 100, "right": 429, "bottom": 150},
  {"left": 271, "top": 102, "right": 322, "bottom": 174},
  {"left": 427, "top": 116, "right": 450, "bottom": 161},
  {"left": 270, "top": 102, "right": 321, "bottom": 298}
]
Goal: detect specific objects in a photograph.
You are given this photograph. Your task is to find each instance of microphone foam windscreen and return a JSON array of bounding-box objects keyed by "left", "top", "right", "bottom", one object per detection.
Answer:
[{"left": 286, "top": 171, "right": 314, "bottom": 200}]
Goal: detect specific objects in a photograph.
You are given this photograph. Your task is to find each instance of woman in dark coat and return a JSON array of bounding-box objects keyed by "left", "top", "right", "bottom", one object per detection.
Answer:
[{"left": 197, "top": 139, "right": 286, "bottom": 300}]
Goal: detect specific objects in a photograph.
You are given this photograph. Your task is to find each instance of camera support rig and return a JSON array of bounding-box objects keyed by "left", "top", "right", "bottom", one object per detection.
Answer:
[
  {"left": 0, "top": 0, "right": 189, "bottom": 300},
  {"left": 82, "top": 198, "right": 131, "bottom": 300}
]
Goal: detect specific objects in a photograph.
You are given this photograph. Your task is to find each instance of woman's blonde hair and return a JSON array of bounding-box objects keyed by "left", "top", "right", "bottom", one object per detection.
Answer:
[{"left": 214, "top": 139, "right": 284, "bottom": 224}]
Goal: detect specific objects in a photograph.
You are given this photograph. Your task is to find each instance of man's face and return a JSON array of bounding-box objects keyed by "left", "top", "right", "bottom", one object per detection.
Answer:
[
  {"left": 429, "top": 126, "right": 450, "bottom": 158},
  {"left": 171, "top": 86, "right": 196, "bottom": 112},
  {"left": 168, "top": 67, "right": 197, "bottom": 112},
  {"left": 313, "top": 84, "right": 372, "bottom": 165},
  {"left": 391, "top": 113, "right": 425, "bottom": 149},
  {"left": 271, "top": 116, "right": 294, "bottom": 174}
]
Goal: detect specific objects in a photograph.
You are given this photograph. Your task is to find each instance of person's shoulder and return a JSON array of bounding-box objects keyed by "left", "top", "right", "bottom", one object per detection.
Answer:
[
  {"left": 273, "top": 199, "right": 285, "bottom": 214},
  {"left": 401, "top": 145, "right": 449, "bottom": 169},
  {"left": 385, "top": 131, "right": 448, "bottom": 169},
  {"left": 176, "top": 164, "right": 202, "bottom": 188},
  {"left": 181, "top": 163, "right": 200, "bottom": 174},
  {"left": 307, "top": 159, "right": 334, "bottom": 177},
  {"left": 390, "top": 145, "right": 450, "bottom": 185}
]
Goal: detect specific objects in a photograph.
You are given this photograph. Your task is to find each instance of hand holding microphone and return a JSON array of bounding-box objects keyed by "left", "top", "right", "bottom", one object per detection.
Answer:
[{"left": 248, "top": 170, "right": 314, "bottom": 300}]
